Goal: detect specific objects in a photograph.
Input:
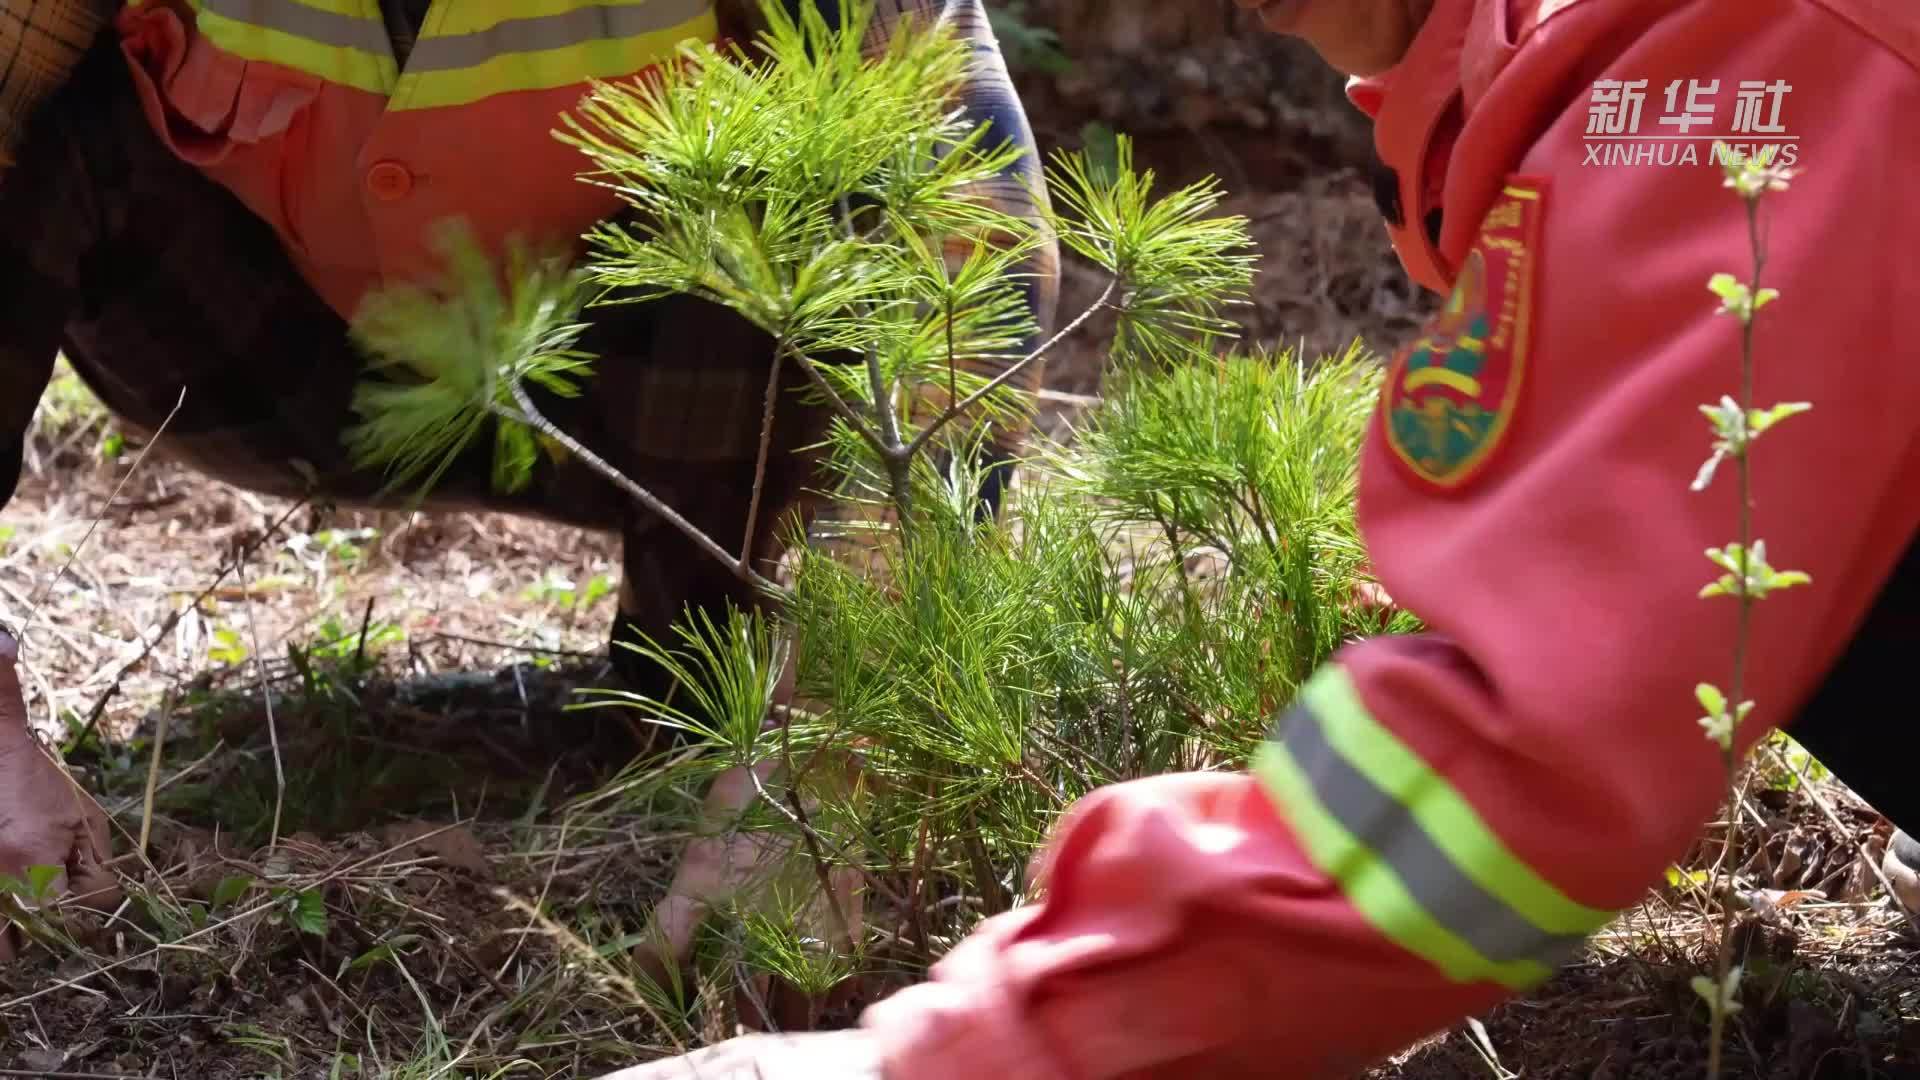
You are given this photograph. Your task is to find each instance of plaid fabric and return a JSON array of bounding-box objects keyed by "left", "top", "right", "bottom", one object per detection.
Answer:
[{"left": 0, "top": 0, "right": 114, "bottom": 167}]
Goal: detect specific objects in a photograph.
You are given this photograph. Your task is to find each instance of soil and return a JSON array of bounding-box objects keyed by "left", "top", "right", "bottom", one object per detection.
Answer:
[{"left": 1, "top": 7, "right": 1915, "bottom": 1078}]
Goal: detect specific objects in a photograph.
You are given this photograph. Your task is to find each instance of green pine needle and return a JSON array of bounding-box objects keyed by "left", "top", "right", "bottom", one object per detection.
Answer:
[{"left": 344, "top": 220, "right": 594, "bottom": 499}]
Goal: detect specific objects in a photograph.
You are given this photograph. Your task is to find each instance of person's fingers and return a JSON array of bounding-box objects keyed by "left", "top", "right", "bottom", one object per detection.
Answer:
[
  {"left": 1346, "top": 580, "right": 1397, "bottom": 616},
  {"left": 63, "top": 801, "right": 121, "bottom": 914},
  {"left": 0, "top": 626, "right": 119, "bottom": 930}
]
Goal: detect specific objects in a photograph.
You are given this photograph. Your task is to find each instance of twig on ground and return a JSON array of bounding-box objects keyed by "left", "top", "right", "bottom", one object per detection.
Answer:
[
  {"left": 136, "top": 687, "right": 174, "bottom": 860},
  {"left": 107, "top": 738, "right": 225, "bottom": 820},
  {"left": 427, "top": 631, "right": 602, "bottom": 659},
  {"left": 236, "top": 545, "right": 285, "bottom": 849}
]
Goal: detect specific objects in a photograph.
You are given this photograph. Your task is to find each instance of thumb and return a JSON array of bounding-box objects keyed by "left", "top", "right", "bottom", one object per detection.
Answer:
[
  {"left": 0, "top": 625, "right": 119, "bottom": 911},
  {"left": 62, "top": 808, "right": 120, "bottom": 912}
]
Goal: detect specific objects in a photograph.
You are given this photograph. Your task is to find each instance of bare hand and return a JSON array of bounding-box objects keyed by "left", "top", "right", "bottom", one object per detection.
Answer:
[
  {"left": 0, "top": 633, "right": 117, "bottom": 961},
  {"left": 594, "top": 1029, "right": 885, "bottom": 1080},
  {"left": 1352, "top": 581, "right": 1397, "bottom": 615}
]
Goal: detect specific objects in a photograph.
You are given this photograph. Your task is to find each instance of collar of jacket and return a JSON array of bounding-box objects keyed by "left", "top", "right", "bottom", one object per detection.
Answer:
[
  {"left": 379, "top": 0, "right": 434, "bottom": 65},
  {"left": 1364, "top": 0, "right": 1473, "bottom": 296}
]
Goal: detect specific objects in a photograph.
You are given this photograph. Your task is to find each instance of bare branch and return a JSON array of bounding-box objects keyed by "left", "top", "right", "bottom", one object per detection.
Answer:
[
  {"left": 499, "top": 380, "right": 782, "bottom": 597},
  {"left": 739, "top": 344, "right": 787, "bottom": 568}
]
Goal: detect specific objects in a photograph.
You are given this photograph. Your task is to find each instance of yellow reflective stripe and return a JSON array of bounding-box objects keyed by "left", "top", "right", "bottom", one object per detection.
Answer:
[
  {"left": 143, "top": 0, "right": 714, "bottom": 108},
  {"left": 428, "top": 0, "right": 686, "bottom": 35},
  {"left": 1249, "top": 740, "right": 1551, "bottom": 991},
  {"left": 391, "top": 2, "right": 717, "bottom": 111},
  {"left": 180, "top": 0, "right": 395, "bottom": 94},
  {"left": 128, "top": 0, "right": 375, "bottom": 17},
  {"left": 1297, "top": 667, "right": 1614, "bottom": 938},
  {"left": 269, "top": 0, "right": 376, "bottom": 18}
]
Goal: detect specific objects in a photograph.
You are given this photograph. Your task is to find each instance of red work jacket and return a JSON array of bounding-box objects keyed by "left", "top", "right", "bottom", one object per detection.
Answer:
[{"left": 859, "top": 0, "right": 1920, "bottom": 1075}]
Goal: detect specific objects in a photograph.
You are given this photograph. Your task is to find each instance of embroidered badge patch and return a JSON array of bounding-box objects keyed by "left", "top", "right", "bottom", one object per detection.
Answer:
[{"left": 1381, "top": 178, "right": 1547, "bottom": 491}]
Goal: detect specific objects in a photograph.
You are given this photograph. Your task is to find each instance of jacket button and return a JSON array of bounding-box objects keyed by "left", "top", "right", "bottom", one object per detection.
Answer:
[{"left": 366, "top": 160, "right": 414, "bottom": 201}]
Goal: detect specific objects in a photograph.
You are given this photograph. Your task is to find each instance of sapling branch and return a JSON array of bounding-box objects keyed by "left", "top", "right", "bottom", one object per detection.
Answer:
[
  {"left": 742, "top": 757, "right": 909, "bottom": 914},
  {"left": 864, "top": 339, "right": 914, "bottom": 515},
  {"left": 740, "top": 761, "right": 854, "bottom": 950},
  {"left": 497, "top": 380, "right": 781, "bottom": 596},
  {"left": 945, "top": 294, "right": 959, "bottom": 415},
  {"left": 903, "top": 277, "right": 1120, "bottom": 460},
  {"left": 740, "top": 343, "right": 788, "bottom": 569},
  {"left": 785, "top": 341, "right": 888, "bottom": 455}
]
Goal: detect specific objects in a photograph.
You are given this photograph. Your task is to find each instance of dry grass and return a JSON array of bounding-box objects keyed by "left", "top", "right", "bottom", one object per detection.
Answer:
[
  {"left": 4, "top": 363, "right": 626, "bottom": 752},
  {"left": 0, "top": 363, "right": 711, "bottom": 1078}
]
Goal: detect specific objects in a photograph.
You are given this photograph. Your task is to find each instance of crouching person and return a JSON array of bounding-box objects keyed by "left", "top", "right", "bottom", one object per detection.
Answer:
[{"left": 0, "top": 0, "right": 1056, "bottom": 971}]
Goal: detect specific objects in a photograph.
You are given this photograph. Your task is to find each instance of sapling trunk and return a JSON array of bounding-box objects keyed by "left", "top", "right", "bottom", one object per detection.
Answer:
[
  {"left": 1693, "top": 147, "right": 1804, "bottom": 1080},
  {"left": 1705, "top": 192, "right": 1765, "bottom": 1080}
]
